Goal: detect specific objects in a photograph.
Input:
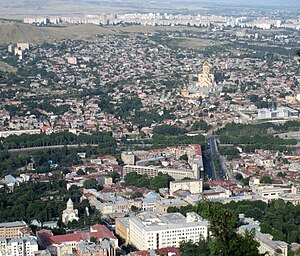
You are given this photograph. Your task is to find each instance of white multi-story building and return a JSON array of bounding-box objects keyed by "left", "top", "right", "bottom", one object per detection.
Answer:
[
  {"left": 0, "top": 236, "right": 38, "bottom": 256},
  {"left": 122, "top": 165, "right": 200, "bottom": 180},
  {"left": 257, "top": 107, "right": 298, "bottom": 119},
  {"left": 116, "top": 212, "right": 208, "bottom": 251},
  {"left": 169, "top": 179, "right": 203, "bottom": 196},
  {"left": 252, "top": 184, "right": 291, "bottom": 200}
]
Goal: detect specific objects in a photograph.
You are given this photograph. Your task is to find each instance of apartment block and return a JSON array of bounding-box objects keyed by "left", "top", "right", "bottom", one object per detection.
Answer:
[{"left": 115, "top": 212, "right": 208, "bottom": 251}]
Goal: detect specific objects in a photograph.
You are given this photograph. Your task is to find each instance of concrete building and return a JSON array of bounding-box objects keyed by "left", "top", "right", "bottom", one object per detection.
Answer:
[
  {"left": 33, "top": 250, "right": 51, "bottom": 256},
  {"left": 121, "top": 152, "right": 136, "bottom": 165},
  {"left": 74, "top": 240, "right": 116, "bottom": 256},
  {"left": 67, "top": 57, "right": 78, "bottom": 65},
  {"left": 37, "top": 225, "right": 118, "bottom": 256},
  {"left": 252, "top": 185, "right": 291, "bottom": 201},
  {"left": 89, "top": 198, "right": 142, "bottom": 216},
  {"left": 278, "top": 193, "right": 300, "bottom": 205},
  {"left": 155, "top": 199, "right": 189, "bottom": 214},
  {"left": 0, "top": 236, "right": 38, "bottom": 256},
  {"left": 0, "top": 221, "right": 29, "bottom": 239},
  {"left": 169, "top": 179, "right": 203, "bottom": 196},
  {"left": 115, "top": 212, "right": 208, "bottom": 250},
  {"left": 257, "top": 107, "right": 298, "bottom": 119},
  {"left": 122, "top": 165, "right": 199, "bottom": 180},
  {"left": 16, "top": 43, "right": 30, "bottom": 51}
]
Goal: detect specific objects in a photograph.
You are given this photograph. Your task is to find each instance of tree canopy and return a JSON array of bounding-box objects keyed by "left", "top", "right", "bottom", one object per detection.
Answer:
[
  {"left": 179, "top": 201, "right": 262, "bottom": 256},
  {"left": 123, "top": 171, "right": 174, "bottom": 191},
  {"left": 153, "top": 125, "right": 188, "bottom": 136}
]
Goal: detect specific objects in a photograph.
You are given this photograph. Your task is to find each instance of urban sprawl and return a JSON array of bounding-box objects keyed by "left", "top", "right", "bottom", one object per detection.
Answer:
[{"left": 0, "top": 7, "right": 300, "bottom": 256}]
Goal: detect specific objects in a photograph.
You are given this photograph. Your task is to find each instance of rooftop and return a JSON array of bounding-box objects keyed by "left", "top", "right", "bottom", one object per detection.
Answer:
[{"left": 0, "top": 221, "right": 27, "bottom": 228}]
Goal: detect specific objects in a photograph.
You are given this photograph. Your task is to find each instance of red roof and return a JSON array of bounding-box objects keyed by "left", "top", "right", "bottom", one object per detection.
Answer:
[
  {"left": 133, "top": 247, "right": 180, "bottom": 256},
  {"left": 37, "top": 225, "right": 116, "bottom": 247},
  {"left": 50, "top": 231, "right": 115, "bottom": 245},
  {"left": 36, "top": 229, "right": 54, "bottom": 247},
  {"left": 90, "top": 224, "right": 117, "bottom": 239}
]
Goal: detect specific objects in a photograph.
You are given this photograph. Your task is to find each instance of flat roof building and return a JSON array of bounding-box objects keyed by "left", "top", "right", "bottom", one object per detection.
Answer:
[
  {"left": 116, "top": 212, "right": 208, "bottom": 251},
  {"left": 0, "top": 221, "right": 29, "bottom": 239}
]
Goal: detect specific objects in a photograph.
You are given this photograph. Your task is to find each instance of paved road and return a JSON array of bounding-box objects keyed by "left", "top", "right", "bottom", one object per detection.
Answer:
[
  {"left": 206, "top": 135, "right": 225, "bottom": 181},
  {"left": 203, "top": 145, "right": 215, "bottom": 180}
]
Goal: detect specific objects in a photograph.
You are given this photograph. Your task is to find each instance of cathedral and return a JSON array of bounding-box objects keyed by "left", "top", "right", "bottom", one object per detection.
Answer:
[
  {"left": 181, "top": 61, "right": 219, "bottom": 98},
  {"left": 62, "top": 198, "right": 79, "bottom": 224},
  {"left": 196, "top": 61, "right": 215, "bottom": 88}
]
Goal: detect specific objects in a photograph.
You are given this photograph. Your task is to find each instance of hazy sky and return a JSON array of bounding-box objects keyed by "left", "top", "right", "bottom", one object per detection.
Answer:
[
  {"left": 0, "top": 0, "right": 299, "bottom": 17},
  {"left": 171, "top": 0, "right": 300, "bottom": 7}
]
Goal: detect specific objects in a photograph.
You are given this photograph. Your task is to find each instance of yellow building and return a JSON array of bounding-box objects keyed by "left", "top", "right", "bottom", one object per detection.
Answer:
[
  {"left": 181, "top": 61, "right": 216, "bottom": 98},
  {"left": 115, "top": 218, "right": 130, "bottom": 245},
  {"left": 196, "top": 61, "right": 215, "bottom": 88},
  {"left": 0, "top": 221, "right": 28, "bottom": 239}
]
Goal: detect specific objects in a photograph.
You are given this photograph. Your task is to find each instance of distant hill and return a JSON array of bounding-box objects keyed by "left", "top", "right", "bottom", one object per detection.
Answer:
[{"left": 0, "top": 23, "right": 116, "bottom": 44}]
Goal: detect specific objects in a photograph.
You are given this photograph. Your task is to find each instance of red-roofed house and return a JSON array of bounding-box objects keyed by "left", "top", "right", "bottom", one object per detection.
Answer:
[{"left": 37, "top": 225, "right": 118, "bottom": 256}]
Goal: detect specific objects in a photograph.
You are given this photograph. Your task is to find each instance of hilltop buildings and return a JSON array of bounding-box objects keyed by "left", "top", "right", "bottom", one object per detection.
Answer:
[{"left": 8, "top": 43, "right": 30, "bottom": 60}]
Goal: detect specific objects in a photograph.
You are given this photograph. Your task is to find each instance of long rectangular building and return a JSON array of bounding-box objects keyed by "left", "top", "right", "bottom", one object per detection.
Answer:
[
  {"left": 122, "top": 165, "right": 200, "bottom": 180},
  {"left": 0, "top": 221, "right": 28, "bottom": 239},
  {"left": 116, "top": 212, "right": 208, "bottom": 251}
]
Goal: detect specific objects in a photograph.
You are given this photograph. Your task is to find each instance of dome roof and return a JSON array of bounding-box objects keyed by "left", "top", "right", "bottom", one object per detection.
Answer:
[{"left": 67, "top": 198, "right": 74, "bottom": 205}]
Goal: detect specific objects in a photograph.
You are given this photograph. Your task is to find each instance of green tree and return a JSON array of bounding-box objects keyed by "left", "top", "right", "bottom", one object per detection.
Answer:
[
  {"left": 191, "top": 120, "right": 212, "bottom": 132},
  {"left": 235, "top": 173, "right": 243, "bottom": 180},
  {"left": 83, "top": 179, "right": 97, "bottom": 189},
  {"left": 179, "top": 154, "right": 189, "bottom": 161},
  {"left": 249, "top": 94, "right": 259, "bottom": 103},
  {"left": 130, "top": 192, "right": 143, "bottom": 199},
  {"left": 153, "top": 125, "right": 187, "bottom": 136},
  {"left": 131, "top": 205, "right": 139, "bottom": 212},
  {"left": 90, "top": 236, "right": 97, "bottom": 243},
  {"left": 260, "top": 175, "right": 272, "bottom": 184},
  {"left": 180, "top": 239, "right": 210, "bottom": 256},
  {"left": 202, "top": 202, "right": 262, "bottom": 256}
]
